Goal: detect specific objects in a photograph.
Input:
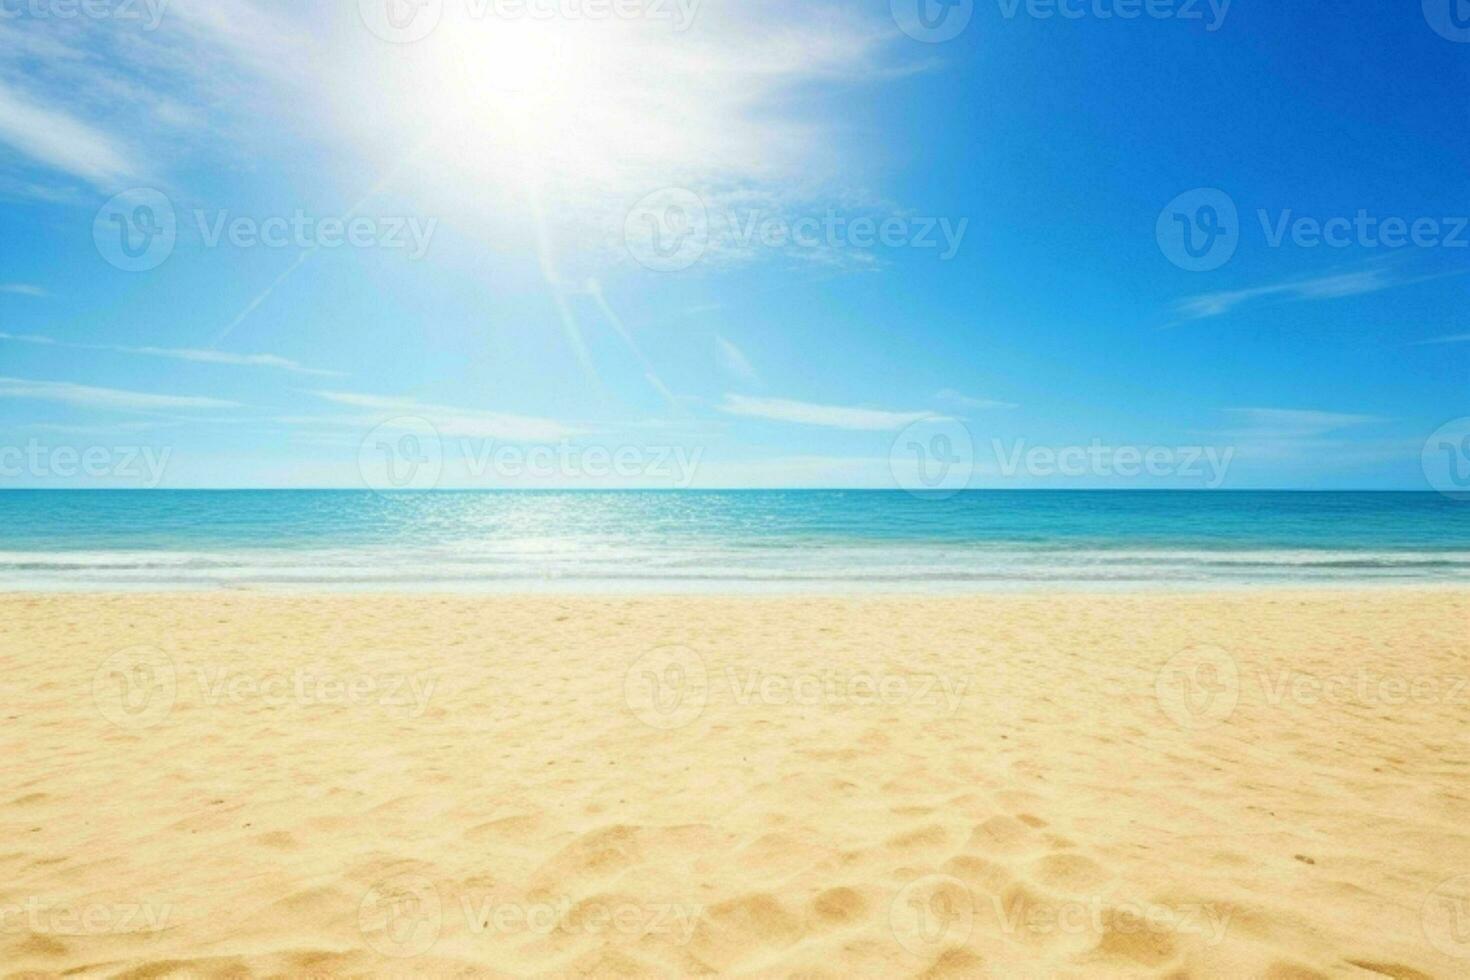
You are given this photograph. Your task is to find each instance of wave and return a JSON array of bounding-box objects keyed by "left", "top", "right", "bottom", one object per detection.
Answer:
[{"left": 2, "top": 544, "right": 1470, "bottom": 592}]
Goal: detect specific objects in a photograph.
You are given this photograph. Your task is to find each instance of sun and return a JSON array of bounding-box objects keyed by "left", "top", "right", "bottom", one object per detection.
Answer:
[{"left": 366, "top": 15, "right": 636, "bottom": 191}]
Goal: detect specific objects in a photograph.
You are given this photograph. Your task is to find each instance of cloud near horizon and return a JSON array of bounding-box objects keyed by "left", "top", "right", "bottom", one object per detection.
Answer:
[
  {"left": 720, "top": 394, "right": 935, "bottom": 431},
  {"left": 0, "top": 376, "right": 239, "bottom": 413},
  {"left": 0, "top": 332, "right": 341, "bottom": 377},
  {"left": 1173, "top": 267, "right": 1412, "bottom": 321},
  {"left": 308, "top": 391, "right": 581, "bottom": 443}
]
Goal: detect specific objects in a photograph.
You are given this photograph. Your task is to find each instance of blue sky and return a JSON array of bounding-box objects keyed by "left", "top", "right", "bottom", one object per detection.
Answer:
[{"left": 0, "top": 0, "right": 1467, "bottom": 489}]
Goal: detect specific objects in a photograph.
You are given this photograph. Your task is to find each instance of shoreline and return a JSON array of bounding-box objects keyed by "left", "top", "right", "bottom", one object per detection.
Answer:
[{"left": 4, "top": 580, "right": 1470, "bottom": 597}]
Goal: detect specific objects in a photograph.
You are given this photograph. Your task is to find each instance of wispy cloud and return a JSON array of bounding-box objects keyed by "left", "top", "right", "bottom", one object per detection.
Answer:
[
  {"left": 0, "top": 82, "right": 141, "bottom": 187},
  {"left": 29, "top": 420, "right": 185, "bottom": 435},
  {"left": 0, "top": 1, "right": 307, "bottom": 198},
  {"left": 1212, "top": 407, "right": 1406, "bottom": 467},
  {"left": 309, "top": 391, "right": 579, "bottom": 443},
  {"left": 1407, "top": 333, "right": 1470, "bottom": 347},
  {"left": 0, "top": 332, "right": 341, "bottom": 376},
  {"left": 716, "top": 336, "right": 762, "bottom": 387},
  {"left": 935, "top": 389, "right": 1017, "bottom": 411},
  {"left": 720, "top": 394, "right": 934, "bottom": 431},
  {"left": 0, "top": 283, "right": 47, "bottom": 297},
  {"left": 1220, "top": 407, "right": 1384, "bottom": 436},
  {"left": 0, "top": 377, "right": 238, "bottom": 413},
  {"left": 1173, "top": 267, "right": 1416, "bottom": 321}
]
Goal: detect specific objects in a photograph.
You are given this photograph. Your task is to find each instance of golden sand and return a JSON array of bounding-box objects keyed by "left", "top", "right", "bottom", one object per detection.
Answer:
[{"left": 2, "top": 591, "right": 1468, "bottom": 978}]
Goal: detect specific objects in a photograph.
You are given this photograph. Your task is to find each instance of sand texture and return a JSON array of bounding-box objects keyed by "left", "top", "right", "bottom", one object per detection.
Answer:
[{"left": 1, "top": 591, "right": 1468, "bottom": 978}]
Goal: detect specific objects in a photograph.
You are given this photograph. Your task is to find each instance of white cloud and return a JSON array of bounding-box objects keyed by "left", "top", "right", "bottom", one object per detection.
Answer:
[
  {"left": 315, "top": 1, "right": 919, "bottom": 276},
  {"left": 720, "top": 394, "right": 934, "bottom": 431},
  {"left": 1, "top": 1, "right": 921, "bottom": 279},
  {"left": 716, "top": 335, "right": 761, "bottom": 387},
  {"left": 0, "top": 332, "right": 341, "bottom": 376},
  {"left": 309, "top": 391, "right": 580, "bottom": 443},
  {"left": 0, "top": 2, "right": 310, "bottom": 196},
  {"left": 1212, "top": 408, "right": 1407, "bottom": 468},
  {"left": 1174, "top": 267, "right": 1407, "bottom": 320},
  {"left": 935, "top": 388, "right": 1017, "bottom": 411},
  {"left": 0, "top": 376, "right": 239, "bottom": 413},
  {"left": 1219, "top": 408, "right": 1384, "bottom": 438},
  {"left": 1408, "top": 333, "right": 1470, "bottom": 347},
  {"left": 0, "top": 283, "right": 47, "bottom": 297},
  {"left": 0, "top": 82, "right": 140, "bottom": 187}
]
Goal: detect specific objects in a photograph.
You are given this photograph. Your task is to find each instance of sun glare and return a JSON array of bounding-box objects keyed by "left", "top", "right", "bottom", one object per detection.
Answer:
[{"left": 371, "top": 17, "right": 632, "bottom": 193}]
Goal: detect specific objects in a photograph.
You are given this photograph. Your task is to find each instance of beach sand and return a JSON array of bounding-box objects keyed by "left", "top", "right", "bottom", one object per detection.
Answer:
[{"left": 2, "top": 590, "right": 1468, "bottom": 978}]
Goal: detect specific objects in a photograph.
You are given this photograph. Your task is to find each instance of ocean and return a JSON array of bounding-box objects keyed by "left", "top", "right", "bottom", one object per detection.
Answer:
[{"left": 1, "top": 490, "right": 1468, "bottom": 592}]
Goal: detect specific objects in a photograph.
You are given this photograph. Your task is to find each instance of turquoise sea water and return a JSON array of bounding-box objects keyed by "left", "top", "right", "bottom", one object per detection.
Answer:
[{"left": 1, "top": 490, "right": 1468, "bottom": 591}]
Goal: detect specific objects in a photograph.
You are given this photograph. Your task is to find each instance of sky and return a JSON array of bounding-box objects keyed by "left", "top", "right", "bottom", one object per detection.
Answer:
[{"left": 0, "top": 0, "right": 1467, "bottom": 490}]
